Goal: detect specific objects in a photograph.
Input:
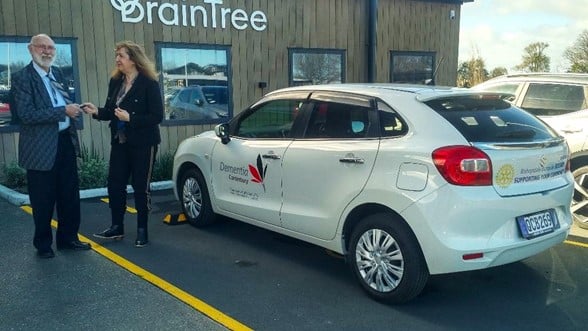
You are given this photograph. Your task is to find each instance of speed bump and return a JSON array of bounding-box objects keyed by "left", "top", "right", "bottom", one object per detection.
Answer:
[{"left": 163, "top": 213, "right": 187, "bottom": 225}]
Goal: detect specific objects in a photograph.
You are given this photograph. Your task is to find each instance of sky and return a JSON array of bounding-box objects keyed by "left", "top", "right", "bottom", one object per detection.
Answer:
[{"left": 458, "top": 0, "right": 588, "bottom": 73}]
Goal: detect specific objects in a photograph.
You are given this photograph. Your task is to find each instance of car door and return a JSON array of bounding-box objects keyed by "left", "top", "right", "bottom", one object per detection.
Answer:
[
  {"left": 211, "top": 93, "right": 309, "bottom": 226},
  {"left": 280, "top": 92, "right": 380, "bottom": 240}
]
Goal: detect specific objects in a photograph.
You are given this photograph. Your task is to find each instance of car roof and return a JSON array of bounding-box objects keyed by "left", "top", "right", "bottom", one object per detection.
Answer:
[
  {"left": 265, "top": 83, "right": 486, "bottom": 101},
  {"left": 482, "top": 73, "right": 588, "bottom": 85}
]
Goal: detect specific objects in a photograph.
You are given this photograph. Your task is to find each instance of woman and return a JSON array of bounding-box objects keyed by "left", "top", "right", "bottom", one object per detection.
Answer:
[{"left": 83, "top": 41, "right": 163, "bottom": 247}]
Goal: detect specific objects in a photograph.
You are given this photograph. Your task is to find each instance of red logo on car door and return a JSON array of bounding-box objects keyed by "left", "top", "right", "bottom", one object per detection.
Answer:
[{"left": 249, "top": 155, "right": 267, "bottom": 192}]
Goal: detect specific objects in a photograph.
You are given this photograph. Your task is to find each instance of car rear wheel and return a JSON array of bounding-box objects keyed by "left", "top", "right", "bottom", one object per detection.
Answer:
[
  {"left": 572, "top": 165, "right": 588, "bottom": 229},
  {"left": 179, "top": 168, "right": 216, "bottom": 227},
  {"left": 348, "top": 213, "right": 429, "bottom": 304}
]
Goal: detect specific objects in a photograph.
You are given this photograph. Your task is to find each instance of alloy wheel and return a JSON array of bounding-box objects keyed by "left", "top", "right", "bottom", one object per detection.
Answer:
[{"left": 355, "top": 229, "right": 404, "bottom": 292}]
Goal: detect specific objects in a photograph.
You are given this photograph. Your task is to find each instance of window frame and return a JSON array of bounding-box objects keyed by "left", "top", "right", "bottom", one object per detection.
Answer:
[
  {"left": 155, "top": 42, "right": 232, "bottom": 126},
  {"left": 288, "top": 48, "right": 346, "bottom": 87},
  {"left": 390, "top": 51, "right": 436, "bottom": 85},
  {"left": 0, "top": 36, "right": 80, "bottom": 133}
]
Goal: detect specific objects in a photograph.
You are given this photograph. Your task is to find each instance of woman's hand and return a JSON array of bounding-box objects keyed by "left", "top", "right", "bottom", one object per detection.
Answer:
[
  {"left": 114, "top": 107, "right": 130, "bottom": 122},
  {"left": 81, "top": 103, "right": 98, "bottom": 116}
]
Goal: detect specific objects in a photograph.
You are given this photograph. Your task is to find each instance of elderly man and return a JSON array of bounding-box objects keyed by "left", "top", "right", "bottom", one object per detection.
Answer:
[{"left": 10, "top": 34, "right": 91, "bottom": 258}]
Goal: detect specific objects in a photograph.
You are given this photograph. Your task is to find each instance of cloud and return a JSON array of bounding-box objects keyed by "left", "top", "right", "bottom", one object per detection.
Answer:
[{"left": 459, "top": 0, "right": 588, "bottom": 72}]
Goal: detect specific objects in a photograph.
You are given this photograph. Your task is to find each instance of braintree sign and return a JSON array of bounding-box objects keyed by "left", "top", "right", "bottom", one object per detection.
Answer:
[{"left": 110, "top": 0, "right": 268, "bottom": 31}]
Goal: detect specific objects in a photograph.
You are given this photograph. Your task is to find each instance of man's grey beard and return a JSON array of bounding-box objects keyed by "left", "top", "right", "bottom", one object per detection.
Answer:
[{"left": 32, "top": 53, "right": 54, "bottom": 68}]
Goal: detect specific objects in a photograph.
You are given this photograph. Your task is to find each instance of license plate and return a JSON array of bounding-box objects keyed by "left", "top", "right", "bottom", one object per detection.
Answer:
[{"left": 516, "top": 209, "right": 559, "bottom": 239}]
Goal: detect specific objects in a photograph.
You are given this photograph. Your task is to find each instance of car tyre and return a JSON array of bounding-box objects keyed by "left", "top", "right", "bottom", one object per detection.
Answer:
[
  {"left": 572, "top": 165, "right": 588, "bottom": 229},
  {"left": 348, "top": 213, "right": 429, "bottom": 304},
  {"left": 179, "top": 168, "right": 216, "bottom": 227}
]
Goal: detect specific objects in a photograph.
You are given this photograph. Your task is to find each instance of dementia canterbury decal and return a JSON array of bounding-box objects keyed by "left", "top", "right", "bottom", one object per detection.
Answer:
[
  {"left": 219, "top": 154, "right": 268, "bottom": 193},
  {"left": 110, "top": 0, "right": 268, "bottom": 31}
]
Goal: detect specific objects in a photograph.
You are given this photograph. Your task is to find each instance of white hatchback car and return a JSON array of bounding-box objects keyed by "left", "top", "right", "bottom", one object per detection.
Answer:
[{"left": 172, "top": 84, "right": 574, "bottom": 303}]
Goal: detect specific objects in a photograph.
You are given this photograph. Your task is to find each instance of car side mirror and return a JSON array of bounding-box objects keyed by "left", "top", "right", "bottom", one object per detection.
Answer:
[
  {"left": 215, "top": 123, "right": 231, "bottom": 144},
  {"left": 194, "top": 99, "right": 204, "bottom": 107}
]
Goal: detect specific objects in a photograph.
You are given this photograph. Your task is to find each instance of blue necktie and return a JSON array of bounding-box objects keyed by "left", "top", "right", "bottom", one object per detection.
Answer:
[{"left": 47, "top": 75, "right": 72, "bottom": 104}]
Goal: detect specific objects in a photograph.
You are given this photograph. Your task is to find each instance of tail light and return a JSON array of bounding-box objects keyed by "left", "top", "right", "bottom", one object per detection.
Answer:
[{"left": 432, "top": 146, "right": 492, "bottom": 186}]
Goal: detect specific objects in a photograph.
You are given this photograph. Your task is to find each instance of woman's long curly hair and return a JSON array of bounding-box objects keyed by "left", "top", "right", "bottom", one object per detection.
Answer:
[{"left": 110, "top": 40, "right": 158, "bottom": 81}]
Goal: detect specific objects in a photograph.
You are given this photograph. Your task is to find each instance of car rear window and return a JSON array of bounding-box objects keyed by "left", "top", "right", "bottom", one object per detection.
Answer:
[{"left": 425, "top": 95, "right": 558, "bottom": 142}]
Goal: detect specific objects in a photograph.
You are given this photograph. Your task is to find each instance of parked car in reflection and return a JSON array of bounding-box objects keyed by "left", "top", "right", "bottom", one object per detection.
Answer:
[
  {"left": 0, "top": 89, "right": 11, "bottom": 124},
  {"left": 166, "top": 85, "right": 228, "bottom": 120}
]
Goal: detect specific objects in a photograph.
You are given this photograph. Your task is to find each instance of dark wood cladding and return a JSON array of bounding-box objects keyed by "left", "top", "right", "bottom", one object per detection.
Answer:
[{"left": 0, "top": 0, "right": 463, "bottom": 165}]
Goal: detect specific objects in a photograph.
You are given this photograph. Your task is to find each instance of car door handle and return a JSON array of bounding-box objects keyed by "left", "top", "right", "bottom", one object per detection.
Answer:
[
  {"left": 339, "top": 157, "right": 365, "bottom": 164},
  {"left": 262, "top": 154, "right": 281, "bottom": 160},
  {"left": 561, "top": 127, "right": 583, "bottom": 134}
]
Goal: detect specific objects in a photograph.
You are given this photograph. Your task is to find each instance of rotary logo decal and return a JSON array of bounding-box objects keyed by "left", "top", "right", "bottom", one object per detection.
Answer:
[{"left": 495, "top": 164, "right": 515, "bottom": 188}]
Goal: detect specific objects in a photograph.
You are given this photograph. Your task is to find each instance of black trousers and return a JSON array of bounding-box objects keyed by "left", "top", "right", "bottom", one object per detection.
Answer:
[
  {"left": 108, "top": 142, "right": 157, "bottom": 229},
  {"left": 27, "top": 131, "right": 81, "bottom": 250}
]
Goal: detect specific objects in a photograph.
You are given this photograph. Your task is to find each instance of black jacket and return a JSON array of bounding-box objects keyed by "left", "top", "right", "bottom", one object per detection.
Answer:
[{"left": 94, "top": 73, "right": 163, "bottom": 146}]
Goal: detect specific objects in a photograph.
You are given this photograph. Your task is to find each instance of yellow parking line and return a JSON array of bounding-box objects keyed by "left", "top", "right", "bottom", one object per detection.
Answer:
[
  {"left": 100, "top": 198, "right": 137, "bottom": 214},
  {"left": 19, "top": 205, "right": 252, "bottom": 331},
  {"left": 564, "top": 239, "right": 588, "bottom": 248}
]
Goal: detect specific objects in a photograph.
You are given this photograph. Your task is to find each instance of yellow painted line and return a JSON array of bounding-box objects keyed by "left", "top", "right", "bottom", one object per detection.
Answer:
[
  {"left": 564, "top": 239, "right": 588, "bottom": 248},
  {"left": 19, "top": 205, "right": 252, "bottom": 331},
  {"left": 100, "top": 198, "right": 137, "bottom": 214}
]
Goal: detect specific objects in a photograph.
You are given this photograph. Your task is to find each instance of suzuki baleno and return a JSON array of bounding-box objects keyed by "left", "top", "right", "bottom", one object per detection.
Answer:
[{"left": 172, "top": 84, "right": 574, "bottom": 303}]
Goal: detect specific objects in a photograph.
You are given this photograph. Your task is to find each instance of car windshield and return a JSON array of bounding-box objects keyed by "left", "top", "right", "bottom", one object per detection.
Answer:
[
  {"left": 202, "top": 86, "right": 228, "bottom": 105},
  {"left": 425, "top": 95, "right": 559, "bottom": 142}
]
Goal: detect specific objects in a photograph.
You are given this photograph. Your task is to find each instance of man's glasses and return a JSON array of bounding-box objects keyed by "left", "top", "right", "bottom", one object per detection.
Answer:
[{"left": 32, "top": 44, "right": 56, "bottom": 51}]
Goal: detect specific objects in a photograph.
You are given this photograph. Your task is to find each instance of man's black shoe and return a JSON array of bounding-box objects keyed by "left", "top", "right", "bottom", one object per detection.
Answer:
[
  {"left": 93, "top": 225, "right": 124, "bottom": 239},
  {"left": 135, "top": 228, "right": 149, "bottom": 247},
  {"left": 37, "top": 248, "right": 55, "bottom": 259},
  {"left": 56, "top": 240, "right": 91, "bottom": 251}
]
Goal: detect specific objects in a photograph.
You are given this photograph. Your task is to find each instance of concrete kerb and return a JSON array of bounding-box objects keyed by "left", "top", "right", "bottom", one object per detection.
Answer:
[{"left": 0, "top": 180, "right": 173, "bottom": 206}]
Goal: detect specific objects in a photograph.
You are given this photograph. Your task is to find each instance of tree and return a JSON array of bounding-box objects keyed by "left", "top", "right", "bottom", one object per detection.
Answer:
[
  {"left": 563, "top": 30, "right": 588, "bottom": 73},
  {"left": 456, "top": 57, "right": 488, "bottom": 87},
  {"left": 490, "top": 67, "right": 508, "bottom": 78},
  {"left": 514, "top": 42, "right": 550, "bottom": 72},
  {"left": 293, "top": 53, "right": 341, "bottom": 85}
]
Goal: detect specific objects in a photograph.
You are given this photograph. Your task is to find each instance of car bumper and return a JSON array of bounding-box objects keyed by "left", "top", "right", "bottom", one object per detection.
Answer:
[{"left": 402, "top": 182, "right": 573, "bottom": 274}]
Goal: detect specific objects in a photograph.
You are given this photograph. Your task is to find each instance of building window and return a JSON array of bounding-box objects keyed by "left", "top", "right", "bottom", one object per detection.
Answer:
[
  {"left": 289, "top": 48, "right": 345, "bottom": 86},
  {"left": 157, "top": 43, "right": 231, "bottom": 124},
  {"left": 390, "top": 51, "right": 435, "bottom": 85},
  {"left": 0, "top": 37, "right": 78, "bottom": 130}
]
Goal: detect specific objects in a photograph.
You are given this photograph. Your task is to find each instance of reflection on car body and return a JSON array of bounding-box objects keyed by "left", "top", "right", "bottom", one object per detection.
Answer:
[
  {"left": 172, "top": 84, "right": 574, "bottom": 303},
  {"left": 166, "top": 85, "right": 228, "bottom": 120}
]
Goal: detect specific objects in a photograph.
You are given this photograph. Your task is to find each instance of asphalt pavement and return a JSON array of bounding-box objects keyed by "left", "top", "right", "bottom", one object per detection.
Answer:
[
  {"left": 0, "top": 192, "right": 229, "bottom": 331},
  {"left": 2, "top": 185, "right": 588, "bottom": 331}
]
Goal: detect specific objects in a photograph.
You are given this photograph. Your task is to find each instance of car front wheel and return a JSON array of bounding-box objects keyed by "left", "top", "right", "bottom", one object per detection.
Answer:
[
  {"left": 348, "top": 213, "right": 429, "bottom": 304},
  {"left": 572, "top": 165, "right": 588, "bottom": 229},
  {"left": 179, "top": 168, "right": 216, "bottom": 227}
]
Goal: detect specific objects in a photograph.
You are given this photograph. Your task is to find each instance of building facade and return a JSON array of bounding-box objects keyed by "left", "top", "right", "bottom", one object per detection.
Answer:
[{"left": 0, "top": 0, "right": 471, "bottom": 166}]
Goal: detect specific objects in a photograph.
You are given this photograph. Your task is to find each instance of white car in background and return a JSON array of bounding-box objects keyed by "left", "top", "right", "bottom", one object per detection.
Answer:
[
  {"left": 173, "top": 84, "right": 573, "bottom": 303},
  {"left": 472, "top": 73, "right": 588, "bottom": 229}
]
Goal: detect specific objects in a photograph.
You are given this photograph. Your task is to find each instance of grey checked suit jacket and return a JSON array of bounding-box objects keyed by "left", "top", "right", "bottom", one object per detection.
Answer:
[{"left": 11, "top": 62, "right": 81, "bottom": 171}]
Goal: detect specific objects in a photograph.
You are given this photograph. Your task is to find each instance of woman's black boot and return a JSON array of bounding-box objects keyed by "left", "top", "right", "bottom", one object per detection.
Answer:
[{"left": 135, "top": 228, "right": 149, "bottom": 247}]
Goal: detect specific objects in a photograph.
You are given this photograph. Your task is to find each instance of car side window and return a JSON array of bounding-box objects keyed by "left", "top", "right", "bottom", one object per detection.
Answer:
[
  {"left": 477, "top": 82, "right": 520, "bottom": 102},
  {"left": 304, "top": 101, "right": 371, "bottom": 139},
  {"left": 235, "top": 99, "right": 302, "bottom": 139},
  {"left": 178, "top": 89, "right": 191, "bottom": 103},
  {"left": 521, "top": 83, "right": 587, "bottom": 116},
  {"left": 378, "top": 100, "right": 408, "bottom": 137}
]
